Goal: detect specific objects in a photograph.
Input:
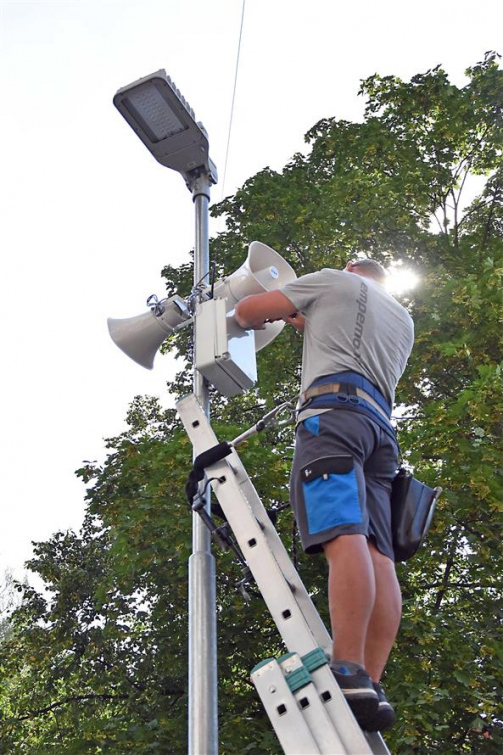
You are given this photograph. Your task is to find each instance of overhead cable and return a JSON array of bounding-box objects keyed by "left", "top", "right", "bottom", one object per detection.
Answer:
[{"left": 220, "top": 0, "right": 246, "bottom": 203}]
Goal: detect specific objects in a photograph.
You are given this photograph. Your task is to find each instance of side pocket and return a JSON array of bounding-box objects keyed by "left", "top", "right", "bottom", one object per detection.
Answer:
[
  {"left": 300, "top": 455, "right": 362, "bottom": 535},
  {"left": 302, "top": 415, "right": 320, "bottom": 436}
]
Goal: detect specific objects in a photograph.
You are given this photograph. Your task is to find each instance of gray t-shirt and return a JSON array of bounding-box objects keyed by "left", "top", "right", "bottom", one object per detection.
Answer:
[{"left": 280, "top": 269, "right": 414, "bottom": 405}]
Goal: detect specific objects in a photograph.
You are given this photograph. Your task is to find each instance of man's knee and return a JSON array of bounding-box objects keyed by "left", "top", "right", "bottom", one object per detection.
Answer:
[
  {"left": 323, "top": 533, "right": 369, "bottom": 561},
  {"left": 368, "top": 539, "right": 395, "bottom": 569}
]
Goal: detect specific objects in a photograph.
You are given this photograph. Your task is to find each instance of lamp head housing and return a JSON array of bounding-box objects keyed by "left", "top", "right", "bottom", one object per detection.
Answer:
[{"left": 113, "top": 70, "right": 217, "bottom": 185}]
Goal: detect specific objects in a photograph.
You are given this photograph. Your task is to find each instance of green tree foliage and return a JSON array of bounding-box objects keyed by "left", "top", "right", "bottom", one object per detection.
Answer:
[
  {"left": 1, "top": 53, "right": 502, "bottom": 753},
  {"left": 0, "top": 570, "right": 23, "bottom": 644}
]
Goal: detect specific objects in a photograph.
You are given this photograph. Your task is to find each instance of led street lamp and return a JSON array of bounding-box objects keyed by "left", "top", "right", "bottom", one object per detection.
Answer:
[{"left": 113, "top": 70, "right": 218, "bottom": 186}]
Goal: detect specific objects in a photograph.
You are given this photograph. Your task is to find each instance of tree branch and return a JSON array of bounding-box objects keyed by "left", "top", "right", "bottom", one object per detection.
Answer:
[
  {"left": 16, "top": 693, "right": 129, "bottom": 721},
  {"left": 450, "top": 166, "right": 470, "bottom": 248},
  {"left": 433, "top": 537, "right": 459, "bottom": 612},
  {"left": 420, "top": 581, "right": 495, "bottom": 590},
  {"left": 481, "top": 189, "right": 499, "bottom": 251},
  {"left": 457, "top": 196, "right": 492, "bottom": 229}
]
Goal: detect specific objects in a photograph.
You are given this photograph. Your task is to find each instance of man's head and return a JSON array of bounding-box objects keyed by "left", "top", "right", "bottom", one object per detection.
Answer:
[{"left": 345, "top": 258, "right": 387, "bottom": 284}]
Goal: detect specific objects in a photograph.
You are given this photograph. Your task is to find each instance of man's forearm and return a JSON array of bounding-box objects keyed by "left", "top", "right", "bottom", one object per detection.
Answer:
[
  {"left": 235, "top": 310, "right": 283, "bottom": 329},
  {"left": 235, "top": 290, "right": 297, "bottom": 330},
  {"left": 235, "top": 309, "right": 265, "bottom": 329}
]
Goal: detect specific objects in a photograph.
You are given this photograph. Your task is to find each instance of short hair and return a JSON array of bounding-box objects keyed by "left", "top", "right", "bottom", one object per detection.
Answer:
[{"left": 350, "top": 258, "right": 387, "bottom": 283}]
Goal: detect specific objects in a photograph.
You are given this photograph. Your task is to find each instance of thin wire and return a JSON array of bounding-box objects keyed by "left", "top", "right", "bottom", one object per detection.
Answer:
[{"left": 219, "top": 0, "right": 246, "bottom": 204}]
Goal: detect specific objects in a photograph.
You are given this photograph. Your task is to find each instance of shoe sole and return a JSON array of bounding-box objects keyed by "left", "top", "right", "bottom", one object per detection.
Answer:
[
  {"left": 339, "top": 689, "right": 379, "bottom": 728},
  {"left": 362, "top": 701, "right": 397, "bottom": 732}
]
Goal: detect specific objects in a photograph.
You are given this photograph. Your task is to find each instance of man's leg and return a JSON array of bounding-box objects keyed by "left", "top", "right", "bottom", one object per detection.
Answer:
[
  {"left": 324, "top": 533, "right": 376, "bottom": 666},
  {"left": 324, "top": 533, "right": 379, "bottom": 724},
  {"left": 364, "top": 542, "right": 402, "bottom": 683}
]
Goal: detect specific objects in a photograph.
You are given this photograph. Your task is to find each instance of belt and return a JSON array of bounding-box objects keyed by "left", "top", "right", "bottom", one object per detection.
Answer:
[{"left": 298, "top": 382, "right": 390, "bottom": 422}]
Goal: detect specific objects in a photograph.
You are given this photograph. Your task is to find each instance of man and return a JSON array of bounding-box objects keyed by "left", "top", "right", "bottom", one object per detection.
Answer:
[{"left": 234, "top": 258, "right": 414, "bottom": 732}]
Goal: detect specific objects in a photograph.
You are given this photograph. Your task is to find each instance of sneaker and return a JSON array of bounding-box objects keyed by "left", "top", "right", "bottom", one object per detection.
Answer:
[
  {"left": 363, "top": 682, "right": 397, "bottom": 732},
  {"left": 331, "top": 664, "right": 378, "bottom": 727}
]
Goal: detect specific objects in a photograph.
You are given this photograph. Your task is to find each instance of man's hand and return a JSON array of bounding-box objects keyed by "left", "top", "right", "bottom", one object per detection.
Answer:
[{"left": 284, "top": 312, "right": 305, "bottom": 332}]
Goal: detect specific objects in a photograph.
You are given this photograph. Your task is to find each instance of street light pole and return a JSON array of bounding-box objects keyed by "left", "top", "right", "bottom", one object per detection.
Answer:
[
  {"left": 188, "top": 174, "right": 218, "bottom": 754},
  {"left": 112, "top": 72, "right": 219, "bottom": 753}
]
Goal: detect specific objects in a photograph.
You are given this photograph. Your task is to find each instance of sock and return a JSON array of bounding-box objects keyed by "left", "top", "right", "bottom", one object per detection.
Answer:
[{"left": 330, "top": 659, "right": 364, "bottom": 676}]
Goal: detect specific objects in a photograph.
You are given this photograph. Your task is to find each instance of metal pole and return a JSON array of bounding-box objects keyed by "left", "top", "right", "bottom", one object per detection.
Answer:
[{"left": 188, "top": 173, "right": 218, "bottom": 754}]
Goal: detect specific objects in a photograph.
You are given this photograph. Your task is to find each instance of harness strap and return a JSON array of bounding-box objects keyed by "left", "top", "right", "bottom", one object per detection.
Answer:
[{"left": 298, "top": 383, "right": 390, "bottom": 422}]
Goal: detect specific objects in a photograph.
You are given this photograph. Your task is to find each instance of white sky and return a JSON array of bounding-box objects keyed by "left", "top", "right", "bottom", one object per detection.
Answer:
[{"left": 1, "top": 0, "right": 501, "bottom": 581}]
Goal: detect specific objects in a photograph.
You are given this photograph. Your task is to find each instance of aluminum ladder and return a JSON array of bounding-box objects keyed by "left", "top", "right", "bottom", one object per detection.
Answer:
[{"left": 177, "top": 393, "right": 391, "bottom": 754}]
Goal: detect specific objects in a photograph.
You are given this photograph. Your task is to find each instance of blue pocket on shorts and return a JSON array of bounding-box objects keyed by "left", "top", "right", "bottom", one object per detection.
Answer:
[
  {"left": 300, "top": 455, "right": 362, "bottom": 535},
  {"left": 302, "top": 415, "right": 320, "bottom": 436}
]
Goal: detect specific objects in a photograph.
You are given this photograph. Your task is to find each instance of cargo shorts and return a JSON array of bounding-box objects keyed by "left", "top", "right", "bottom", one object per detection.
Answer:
[{"left": 290, "top": 409, "right": 398, "bottom": 560}]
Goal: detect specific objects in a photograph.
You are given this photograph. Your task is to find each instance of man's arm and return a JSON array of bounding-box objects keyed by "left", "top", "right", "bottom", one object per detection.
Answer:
[{"left": 234, "top": 290, "right": 298, "bottom": 329}]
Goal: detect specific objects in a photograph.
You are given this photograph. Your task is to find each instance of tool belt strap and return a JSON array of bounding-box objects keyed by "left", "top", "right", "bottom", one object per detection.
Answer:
[{"left": 298, "top": 383, "right": 390, "bottom": 422}]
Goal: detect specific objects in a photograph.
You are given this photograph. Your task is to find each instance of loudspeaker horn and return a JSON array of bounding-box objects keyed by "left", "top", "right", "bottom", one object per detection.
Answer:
[
  {"left": 107, "top": 295, "right": 190, "bottom": 369},
  {"left": 212, "top": 241, "right": 297, "bottom": 352}
]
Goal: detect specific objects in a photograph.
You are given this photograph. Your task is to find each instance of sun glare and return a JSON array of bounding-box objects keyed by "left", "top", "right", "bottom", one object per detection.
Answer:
[{"left": 386, "top": 265, "right": 420, "bottom": 295}]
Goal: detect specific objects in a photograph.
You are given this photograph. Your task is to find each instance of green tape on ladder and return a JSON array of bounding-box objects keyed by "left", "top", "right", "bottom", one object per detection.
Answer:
[
  {"left": 252, "top": 648, "right": 328, "bottom": 682},
  {"left": 302, "top": 647, "right": 330, "bottom": 673},
  {"left": 278, "top": 652, "right": 313, "bottom": 694},
  {"left": 250, "top": 658, "right": 275, "bottom": 675},
  {"left": 284, "top": 664, "right": 312, "bottom": 693},
  {"left": 252, "top": 653, "right": 313, "bottom": 694},
  {"left": 277, "top": 652, "right": 296, "bottom": 664}
]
